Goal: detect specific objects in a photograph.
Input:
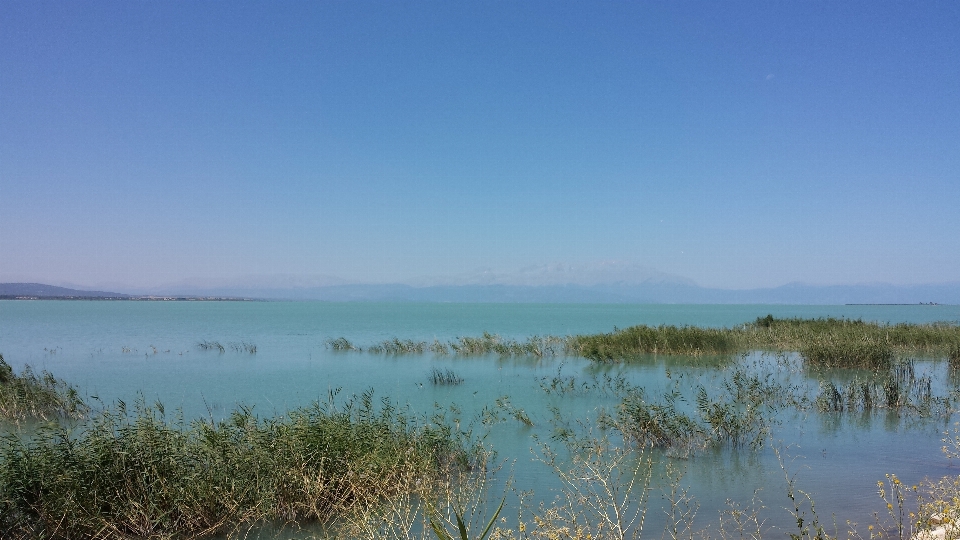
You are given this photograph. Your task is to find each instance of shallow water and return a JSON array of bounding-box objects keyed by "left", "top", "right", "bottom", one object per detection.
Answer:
[{"left": 2, "top": 301, "right": 960, "bottom": 537}]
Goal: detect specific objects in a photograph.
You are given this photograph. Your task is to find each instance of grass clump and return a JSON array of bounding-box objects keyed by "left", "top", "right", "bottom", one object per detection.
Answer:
[
  {"left": 369, "top": 339, "right": 428, "bottom": 355},
  {"left": 327, "top": 337, "right": 359, "bottom": 351},
  {"left": 0, "top": 354, "right": 88, "bottom": 422},
  {"left": 615, "top": 369, "right": 785, "bottom": 453},
  {"left": 799, "top": 338, "right": 894, "bottom": 370},
  {"left": 570, "top": 325, "right": 737, "bottom": 361},
  {"left": 816, "top": 360, "right": 939, "bottom": 415},
  {"left": 430, "top": 368, "right": 464, "bottom": 386},
  {"left": 0, "top": 391, "right": 475, "bottom": 540},
  {"left": 448, "top": 333, "right": 564, "bottom": 358},
  {"left": 617, "top": 389, "right": 705, "bottom": 452}
]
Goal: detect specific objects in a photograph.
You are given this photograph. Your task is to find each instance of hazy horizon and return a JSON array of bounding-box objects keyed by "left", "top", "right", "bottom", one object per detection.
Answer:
[{"left": 3, "top": 2, "right": 958, "bottom": 290}]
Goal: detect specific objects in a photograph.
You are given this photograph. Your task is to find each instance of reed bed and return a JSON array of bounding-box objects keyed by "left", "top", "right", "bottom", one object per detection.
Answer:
[
  {"left": 368, "top": 339, "right": 428, "bottom": 355},
  {"left": 329, "top": 318, "right": 960, "bottom": 367},
  {"left": 571, "top": 325, "right": 737, "bottom": 360},
  {"left": 0, "top": 392, "right": 475, "bottom": 540},
  {"left": 574, "top": 317, "right": 960, "bottom": 366},
  {"left": 448, "top": 333, "right": 566, "bottom": 358},
  {"left": 740, "top": 316, "right": 960, "bottom": 365},
  {"left": 334, "top": 333, "right": 566, "bottom": 358},
  {"left": 815, "top": 360, "right": 942, "bottom": 414},
  {"left": 0, "top": 354, "right": 88, "bottom": 422}
]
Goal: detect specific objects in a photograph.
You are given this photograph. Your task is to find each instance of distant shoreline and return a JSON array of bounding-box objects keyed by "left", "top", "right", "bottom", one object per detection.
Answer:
[
  {"left": 845, "top": 303, "right": 941, "bottom": 306},
  {"left": 0, "top": 295, "right": 260, "bottom": 301}
]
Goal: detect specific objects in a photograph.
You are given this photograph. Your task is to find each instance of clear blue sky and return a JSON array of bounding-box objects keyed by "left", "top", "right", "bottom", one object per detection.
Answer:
[{"left": 2, "top": 1, "right": 958, "bottom": 290}]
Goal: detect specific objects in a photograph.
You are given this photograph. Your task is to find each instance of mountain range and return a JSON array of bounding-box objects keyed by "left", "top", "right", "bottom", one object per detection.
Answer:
[{"left": 3, "top": 278, "right": 958, "bottom": 304}]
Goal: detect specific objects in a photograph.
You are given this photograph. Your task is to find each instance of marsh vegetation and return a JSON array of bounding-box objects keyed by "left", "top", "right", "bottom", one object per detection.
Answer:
[
  {"left": 0, "top": 391, "right": 477, "bottom": 539},
  {"left": 329, "top": 317, "right": 960, "bottom": 369},
  {"left": 4, "top": 316, "right": 960, "bottom": 539}
]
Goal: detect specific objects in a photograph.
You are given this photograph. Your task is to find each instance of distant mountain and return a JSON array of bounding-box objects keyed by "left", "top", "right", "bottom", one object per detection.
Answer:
[
  {"left": 0, "top": 283, "right": 129, "bottom": 299},
  {"left": 150, "top": 281, "right": 959, "bottom": 304},
  {"left": 406, "top": 262, "right": 697, "bottom": 287}
]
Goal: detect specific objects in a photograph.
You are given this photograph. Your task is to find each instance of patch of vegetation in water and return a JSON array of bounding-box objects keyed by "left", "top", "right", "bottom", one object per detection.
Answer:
[
  {"left": 0, "top": 353, "right": 88, "bottom": 422},
  {"left": 741, "top": 316, "right": 960, "bottom": 368},
  {"left": 429, "top": 367, "right": 464, "bottom": 386},
  {"left": 329, "top": 333, "right": 567, "bottom": 358},
  {"left": 613, "top": 368, "right": 790, "bottom": 454},
  {"left": 573, "top": 316, "right": 960, "bottom": 367},
  {"left": 330, "top": 317, "right": 960, "bottom": 368},
  {"left": 571, "top": 324, "right": 738, "bottom": 360},
  {"left": 814, "top": 360, "right": 950, "bottom": 415}
]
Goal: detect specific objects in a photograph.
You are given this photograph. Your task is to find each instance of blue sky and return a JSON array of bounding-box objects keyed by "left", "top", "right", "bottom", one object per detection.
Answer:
[{"left": 2, "top": 1, "right": 958, "bottom": 290}]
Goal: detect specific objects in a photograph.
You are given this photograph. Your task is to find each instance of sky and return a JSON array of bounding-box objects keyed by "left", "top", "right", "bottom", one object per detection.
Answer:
[{"left": 2, "top": 1, "right": 959, "bottom": 291}]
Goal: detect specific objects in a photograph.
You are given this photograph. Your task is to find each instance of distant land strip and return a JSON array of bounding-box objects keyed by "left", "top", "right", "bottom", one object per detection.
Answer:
[
  {"left": 0, "top": 283, "right": 257, "bottom": 301},
  {"left": 0, "top": 295, "right": 258, "bottom": 301},
  {"left": 845, "top": 303, "right": 941, "bottom": 306}
]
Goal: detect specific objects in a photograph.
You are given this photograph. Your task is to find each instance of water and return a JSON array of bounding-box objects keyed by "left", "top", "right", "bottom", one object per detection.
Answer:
[{"left": 2, "top": 300, "right": 960, "bottom": 537}]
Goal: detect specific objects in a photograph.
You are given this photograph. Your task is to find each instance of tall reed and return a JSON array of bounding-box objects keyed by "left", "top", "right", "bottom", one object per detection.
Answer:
[
  {"left": 430, "top": 368, "right": 464, "bottom": 386},
  {"left": 0, "top": 391, "right": 476, "bottom": 539},
  {"left": 571, "top": 325, "right": 736, "bottom": 360},
  {"left": 0, "top": 354, "right": 88, "bottom": 421}
]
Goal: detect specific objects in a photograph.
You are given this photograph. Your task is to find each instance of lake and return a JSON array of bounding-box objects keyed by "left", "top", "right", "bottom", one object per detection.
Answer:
[{"left": 3, "top": 300, "right": 960, "bottom": 538}]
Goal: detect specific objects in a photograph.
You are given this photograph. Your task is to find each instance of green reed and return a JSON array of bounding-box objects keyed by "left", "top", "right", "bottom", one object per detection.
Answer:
[
  {"left": 0, "top": 391, "right": 476, "bottom": 540},
  {"left": 574, "top": 317, "right": 960, "bottom": 366},
  {"left": 740, "top": 316, "right": 960, "bottom": 367},
  {"left": 571, "top": 324, "right": 737, "bottom": 360},
  {"left": 614, "top": 368, "right": 786, "bottom": 454},
  {"left": 815, "top": 360, "right": 942, "bottom": 415},
  {"left": 0, "top": 354, "right": 88, "bottom": 422},
  {"left": 334, "top": 317, "right": 960, "bottom": 366}
]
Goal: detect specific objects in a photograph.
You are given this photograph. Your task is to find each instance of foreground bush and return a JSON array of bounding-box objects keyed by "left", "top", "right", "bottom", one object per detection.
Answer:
[{"left": 0, "top": 392, "right": 473, "bottom": 539}]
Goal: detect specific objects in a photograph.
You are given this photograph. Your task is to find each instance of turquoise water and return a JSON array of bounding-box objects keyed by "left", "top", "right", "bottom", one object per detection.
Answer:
[{"left": 2, "top": 301, "right": 960, "bottom": 537}]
